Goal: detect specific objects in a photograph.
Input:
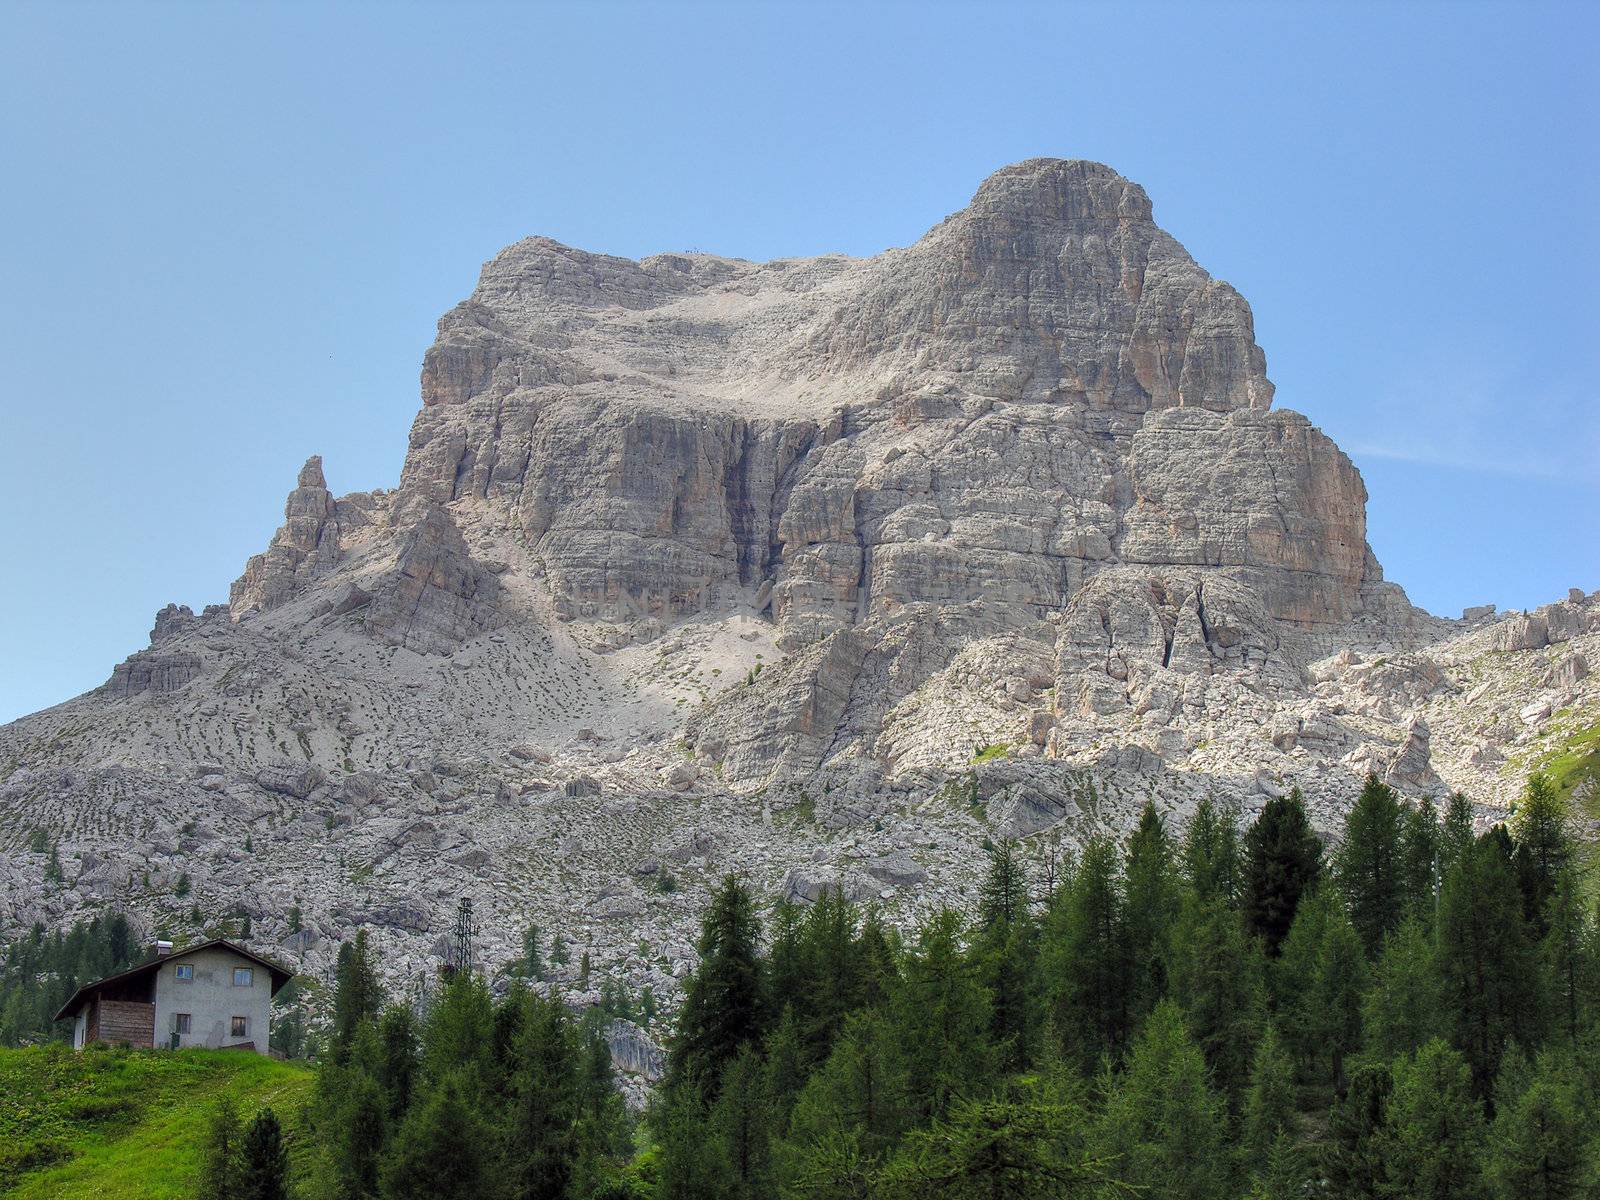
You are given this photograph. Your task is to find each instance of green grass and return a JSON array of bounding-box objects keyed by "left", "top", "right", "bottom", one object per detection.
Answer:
[
  {"left": 0, "top": 1045, "right": 315, "bottom": 1199},
  {"left": 972, "top": 742, "right": 1012, "bottom": 764},
  {"left": 1538, "top": 718, "right": 1600, "bottom": 804}
]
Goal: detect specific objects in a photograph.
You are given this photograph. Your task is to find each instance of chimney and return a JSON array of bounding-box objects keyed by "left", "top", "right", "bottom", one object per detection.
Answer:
[{"left": 154, "top": 940, "right": 173, "bottom": 958}]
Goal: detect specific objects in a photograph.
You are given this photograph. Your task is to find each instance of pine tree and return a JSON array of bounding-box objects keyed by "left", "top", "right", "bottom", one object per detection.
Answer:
[
  {"left": 332, "top": 1070, "right": 386, "bottom": 1200},
  {"left": 1436, "top": 830, "right": 1542, "bottom": 1098},
  {"left": 1277, "top": 886, "right": 1365, "bottom": 1088},
  {"left": 1484, "top": 1050, "right": 1591, "bottom": 1200},
  {"left": 333, "top": 930, "right": 384, "bottom": 1061},
  {"left": 1439, "top": 793, "right": 1476, "bottom": 877},
  {"left": 1123, "top": 803, "right": 1183, "bottom": 1024},
  {"left": 1183, "top": 796, "right": 1241, "bottom": 905},
  {"left": 892, "top": 909, "right": 993, "bottom": 1124},
  {"left": 1512, "top": 775, "right": 1573, "bottom": 940},
  {"left": 1336, "top": 775, "right": 1405, "bottom": 958},
  {"left": 376, "top": 1004, "right": 420, "bottom": 1122},
  {"left": 1322, "top": 1063, "right": 1392, "bottom": 1200},
  {"left": 198, "top": 1095, "right": 243, "bottom": 1200},
  {"left": 421, "top": 969, "right": 494, "bottom": 1089},
  {"left": 711, "top": 1046, "right": 773, "bottom": 1200},
  {"left": 1241, "top": 1023, "right": 1296, "bottom": 1169},
  {"left": 667, "top": 874, "right": 765, "bottom": 1103},
  {"left": 854, "top": 903, "right": 899, "bottom": 1011},
  {"left": 649, "top": 1084, "right": 731, "bottom": 1200},
  {"left": 782, "top": 1008, "right": 910, "bottom": 1173},
  {"left": 877, "top": 1091, "right": 1119, "bottom": 1200},
  {"left": 1377, "top": 1039, "right": 1486, "bottom": 1200},
  {"left": 1170, "top": 892, "right": 1265, "bottom": 1103},
  {"left": 1040, "top": 837, "right": 1131, "bottom": 1070},
  {"left": 239, "top": 1107, "right": 290, "bottom": 1200},
  {"left": 1362, "top": 916, "right": 1444, "bottom": 1062},
  {"left": 380, "top": 1075, "right": 488, "bottom": 1200},
  {"left": 1097, "top": 1000, "right": 1232, "bottom": 1200},
  {"left": 1399, "top": 797, "right": 1442, "bottom": 920},
  {"left": 1311, "top": 891, "right": 1367, "bottom": 1091},
  {"left": 520, "top": 923, "right": 545, "bottom": 980},
  {"left": 975, "top": 838, "right": 1038, "bottom": 1072},
  {"left": 504, "top": 993, "right": 581, "bottom": 1200},
  {"left": 795, "top": 888, "right": 863, "bottom": 1062},
  {"left": 1242, "top": 789, "right": 1323, "bottom": 956},
  {"left": 762, "top": 1004, "right": 807, "bottom": 1137},
  {"left": 1540, "top": 864, "right": 1595, "bottom": 1043}
]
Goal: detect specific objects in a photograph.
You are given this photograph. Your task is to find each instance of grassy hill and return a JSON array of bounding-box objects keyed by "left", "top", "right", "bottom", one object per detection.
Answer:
[{"left": 0, "top": 1044, "right": 315, "bottom": 1199}]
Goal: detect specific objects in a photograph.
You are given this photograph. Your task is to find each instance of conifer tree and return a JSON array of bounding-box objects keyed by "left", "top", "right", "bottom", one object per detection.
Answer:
[
  {"left": 1512, "top": 775, "right": 1572, "bottom": 940},
  {"left": 1278, "top": 886, "right": 1365, "bottom": 1088},
  {"left": 649, "top": 1084, "right": 731, "bottom": 1200},
  {"left": 1436, "top": 830, "right": 1542, "bottom": 1098},
  {"left": 1485, "top": 1051, "right": 1591, "bottom": 1200},
  {"left": 1439, "top": 793, "right": 1476, "bottom": 877},
  {"left": 1336, "top": 775, "right": 1405, "bottom": 958},
  {"left": 1241, "top": 1023, "right": 1296, "bottom": 1169},
  {"left": 1170, "top": 892, "right": 1265, "bottom": 1103},
  {"left": 1097, "top": 1000, "right": 1231, "bottom": 1200},
  {"left": 877, "top": 1091, "right": 1120, "bottom": 1200},
  {"left": 854, "top": 903, "right": 900, "bottom": 1012},
  {"left": 239, "top": 1107, "right": 290, "bottom": 1200},
  {"left": 332, "top": 1071, "right": 386, "bottom": 1200},
  {"left": 1398, "top": 796, "right": 1442, "bottom": 920},
  {"left": 764, "top": 899, "right": 806, "bottom": 1015},
  {"left": 1242, "top": 789, "right": 1323, "bottom": 956},
  {"left": 380, "top": 1075, "right": 488, "bottom": 1200},
  {"left": 892, "top": 909, "right": 993, "bottom": 1124},
  {"left": 711, "top": 1046, "right": 774, "bottom": 1200},
  {"left": 504, "top": 993, "right": 581, "bottom": 1200},
  {"left": 1539, "top": 864, "right": 1595, "bottom": 1043},
  {"left": 1361, "top": 916, "right": 1444, "bottom": 1062},
  {"left": 762, "top": 1004, "right": 807, "bottom": 1133},
  {"left": 375, "top": 1004, "right": 420, "bottom": 1123},
  {"left": 1323, "top": 1064, "right": 1392, "bottom": 1200},
  {"left": 667, "top": 874, "right": 765, "bottom": 1103},
  {"left": 198, "top": 1095, "right": 243, "bottom": 1200},
  {"left": 1182, "top": 796, "right": 1241, "bottom": 905},
  {"left": 333, "top": 930, "right": 384, "bottom": 1061},
  {"left": 1040, "top": 837, "right": 1131, "bottom": 1070},
  {"left": 796, "top": 888, "right": 863, "bottom": 1062},
  {"left": 783, "top": 1008, "right": 910, "bottom": 1173},
  {"left": 1123, "top": 803, "right": 1183, "bottom": 1024},
  {"left": 975, "top": 838, "right": 1038, "bottom": 1072},
  {"left": 1376, "top": 1039, "right": 1486, "bottom": 1200},
  {"left": 520, "top": 923, "right": 545, "bottom": 980},
  {"left": 422, "top": 969, "right": 495, "bottom": 1089}
]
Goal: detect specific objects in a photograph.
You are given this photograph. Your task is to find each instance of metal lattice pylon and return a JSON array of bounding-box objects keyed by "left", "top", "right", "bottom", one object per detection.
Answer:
[{"left": 449, "top": 896, "right": 475, "bottom": 977}]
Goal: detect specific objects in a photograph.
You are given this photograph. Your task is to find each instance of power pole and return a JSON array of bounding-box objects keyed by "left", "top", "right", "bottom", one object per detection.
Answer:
[{"left": 447, "top": 896, "right": 475, "bottom": 977}]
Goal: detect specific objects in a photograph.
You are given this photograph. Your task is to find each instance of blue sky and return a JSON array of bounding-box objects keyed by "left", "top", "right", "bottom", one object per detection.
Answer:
[{"left": 1, "top": 1, "right": 1595, "bottom": 723}]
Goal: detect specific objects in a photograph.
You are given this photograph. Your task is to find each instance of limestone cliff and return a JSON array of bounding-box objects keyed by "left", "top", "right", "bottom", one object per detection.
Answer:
[{"left": 3, "top": 160, "right": 1595, "bottom": 1019}]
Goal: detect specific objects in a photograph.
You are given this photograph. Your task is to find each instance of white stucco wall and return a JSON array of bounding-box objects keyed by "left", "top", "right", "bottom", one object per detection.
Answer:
[
  {"left": 73, "top": 1009, "right": 86, "bottom": 1049},
  {"left": 152, "top": 948, "right": 272, "bottom": 1054}
]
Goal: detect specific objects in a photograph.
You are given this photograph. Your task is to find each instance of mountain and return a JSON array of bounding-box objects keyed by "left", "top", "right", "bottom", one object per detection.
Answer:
[{"left": 2, "top": 159, "right": 1596, "bottom": 1004}]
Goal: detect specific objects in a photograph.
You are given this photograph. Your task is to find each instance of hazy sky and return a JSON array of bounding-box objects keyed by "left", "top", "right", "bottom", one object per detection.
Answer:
[{"left": 2, "top": 1, "right": 1595, "bottom": 723}]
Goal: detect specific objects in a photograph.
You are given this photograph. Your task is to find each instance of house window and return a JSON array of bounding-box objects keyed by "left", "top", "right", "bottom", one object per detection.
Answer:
[
  {"left": 233, "top": 967, "right": 253, "bottom": 987},
  {"left": 175, "top": 964, "right": 194, "bottom": 981},
  {"left": 231, "top": 1016, "right": 248, "bottom": 1038},
  {"left": 173, "top": 1013, "right": 191, "bottom": 1034}
]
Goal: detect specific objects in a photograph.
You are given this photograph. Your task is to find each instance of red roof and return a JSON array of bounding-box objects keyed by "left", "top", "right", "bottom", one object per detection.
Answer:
[{"left": 54, "top": 938, "right": 294, "bottom": 1021}]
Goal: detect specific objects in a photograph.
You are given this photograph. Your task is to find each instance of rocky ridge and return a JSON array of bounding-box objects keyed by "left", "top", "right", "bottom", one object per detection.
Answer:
[{"left": 3, "top": 161, "right": 1595, "bottom": 1070}]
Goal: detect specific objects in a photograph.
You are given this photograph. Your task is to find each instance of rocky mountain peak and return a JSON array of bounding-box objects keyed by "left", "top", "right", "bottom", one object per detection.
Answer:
[
  {"left": 961, "top": 157, "right": 1154, "bottom": 225},
  {"left": 4, "top": 162, "right": 1594, "bottom": 1022}
]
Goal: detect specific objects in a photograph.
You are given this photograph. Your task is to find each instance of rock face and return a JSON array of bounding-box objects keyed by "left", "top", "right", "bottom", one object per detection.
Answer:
[{"left": 3, "top": 159, "right": 1594, "bottom": 1023}]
